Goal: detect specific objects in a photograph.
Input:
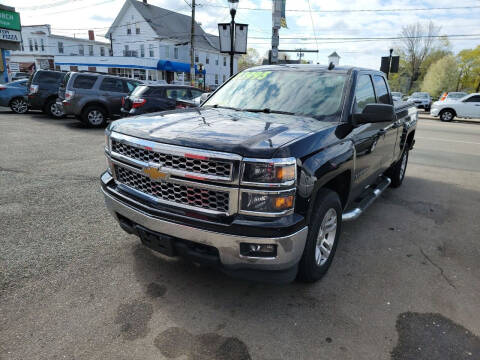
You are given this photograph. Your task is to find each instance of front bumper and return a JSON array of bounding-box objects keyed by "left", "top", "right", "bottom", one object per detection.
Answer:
[
  {"left": 101, "top": 172, "right": 308, "bottom": 279},
  {"left": 430, "top": 108, "right": 440, "bottom": 116}
]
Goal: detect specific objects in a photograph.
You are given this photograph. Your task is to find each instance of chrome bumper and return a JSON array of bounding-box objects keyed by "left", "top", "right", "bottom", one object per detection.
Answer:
[{"left": 102, "top": 184, "right": 308, "bottom": 271}]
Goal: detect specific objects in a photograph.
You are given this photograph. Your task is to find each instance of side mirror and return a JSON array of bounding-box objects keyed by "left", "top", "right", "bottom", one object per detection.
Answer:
[
  {"left": 352, "top": 104, "right": 395, "bottom": 125},
  {"left": 200, "top": 92, "right": 211, "bottom": 103}
]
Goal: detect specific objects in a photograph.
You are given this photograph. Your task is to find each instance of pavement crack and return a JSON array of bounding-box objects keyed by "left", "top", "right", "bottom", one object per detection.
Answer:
[{"left": 419, "top": 247, "right": 456, "bottom": 289}]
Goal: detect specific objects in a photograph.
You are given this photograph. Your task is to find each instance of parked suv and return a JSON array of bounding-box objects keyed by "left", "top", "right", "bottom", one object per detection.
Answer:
[
  {"left": 407, "top": 92, "right": 432, "bottom": 111},
  {"left": 28, "top": 70, "right": 66, "bottom": 118},
  {"left": 57, "top": 72, "right": 142, "bottom": 127},
  {"left": 121, "top": 84, "right": 205, "bottom": 116}
]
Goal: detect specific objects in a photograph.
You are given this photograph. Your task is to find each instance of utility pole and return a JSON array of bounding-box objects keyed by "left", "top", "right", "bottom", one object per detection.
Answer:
[
  {"left": 386, "top": 48, "right": 393, "bottom": 80},
  {"left": 190, "top": 0, "right": 196, "bottom": 86},
  {"left": 271, "top": 0, "right": 281, "bottom": 64},
  {"left": 109, "top": 33, "right": 113, "bottom": 56}
]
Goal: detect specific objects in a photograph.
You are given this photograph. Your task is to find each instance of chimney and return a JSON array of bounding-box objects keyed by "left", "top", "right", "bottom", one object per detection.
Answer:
[{"left": 88, "top": 30, "right": 95, "bottom": 41}]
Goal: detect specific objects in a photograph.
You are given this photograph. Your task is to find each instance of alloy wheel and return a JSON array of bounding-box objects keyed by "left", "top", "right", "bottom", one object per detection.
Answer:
[
  {"left": 88, "top": 110, "right": 104, "bottom": 125},
  {"left": 51, "top": 103, "right": 64, "bottom": 118},
  {"left": 11, "top": 99, "right": 28, "bottom": 114},
  {"left": 315, "top": 208, "right": 338, "bottom": 266}
]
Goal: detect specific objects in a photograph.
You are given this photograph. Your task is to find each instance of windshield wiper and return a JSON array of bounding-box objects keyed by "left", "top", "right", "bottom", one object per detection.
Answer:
[
  {"left": 211, "top": 104, "right": 241, "bottom": 111},
  {"left": 241, "top": 108, "right": 296, "bottom": 115}
]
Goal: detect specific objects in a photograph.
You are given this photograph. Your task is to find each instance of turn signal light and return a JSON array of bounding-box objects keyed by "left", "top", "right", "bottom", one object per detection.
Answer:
[
  {"left": 132, "top": 98, "right": 146, "bottom": 108},
  {"left": 274, "top": 195, "right": 294, "bottom": 210}
]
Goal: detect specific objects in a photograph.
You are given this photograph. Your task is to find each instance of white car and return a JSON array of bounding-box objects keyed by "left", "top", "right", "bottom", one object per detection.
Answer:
[
  {"left": 391, "top": 92, "right": 403, "bottom": 102},
  {"left": 430, "top": 93, "right": 480, "bottom": 121}
]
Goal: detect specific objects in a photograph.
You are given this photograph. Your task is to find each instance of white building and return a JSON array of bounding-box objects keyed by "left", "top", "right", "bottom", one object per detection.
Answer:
[
  {"left": 328, "top": 52, "right": 340, "bottom": 66},
  {"left": 54, "top": 0, "right": 238, "bottom": 88},
  {"left": 9, "top": 25, "right": 109, "bottom": 72}
]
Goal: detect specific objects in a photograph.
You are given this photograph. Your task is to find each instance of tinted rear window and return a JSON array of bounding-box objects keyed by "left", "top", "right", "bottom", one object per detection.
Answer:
[
  {"left": 99, "top": 77, "right": 124, "bottom": 92},
  {"left": 33, "top": 71, "right": 64, "bottom": 84},
  {"left": 73, "top": 75, "right": 97, "bottom": 89}
]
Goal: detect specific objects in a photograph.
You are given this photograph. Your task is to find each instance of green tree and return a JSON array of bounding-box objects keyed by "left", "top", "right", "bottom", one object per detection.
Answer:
[
  {"left": 457, "top": 46, "right": 480, "bottom": 92},
  {"left": 238, "top": 48, "right": 260, "bottom": 71},
  {"left": 421, "top": 55, "right": 459, "bottom": 97}
]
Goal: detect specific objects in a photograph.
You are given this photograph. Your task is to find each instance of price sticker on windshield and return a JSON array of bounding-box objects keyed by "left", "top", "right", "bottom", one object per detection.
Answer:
[{"left": 236, "top": 71, "right": 272, "bottom": 80}]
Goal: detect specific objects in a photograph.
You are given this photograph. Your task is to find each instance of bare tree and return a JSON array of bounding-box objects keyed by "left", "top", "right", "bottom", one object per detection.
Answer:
[{"left": 399, "top": 21, "right": 441, "bottom": 91}]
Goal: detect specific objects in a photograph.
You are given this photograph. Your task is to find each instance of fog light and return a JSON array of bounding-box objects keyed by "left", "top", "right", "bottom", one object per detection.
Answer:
[{"left": 240, "top": 243, "right": 277, "bottom": 258}]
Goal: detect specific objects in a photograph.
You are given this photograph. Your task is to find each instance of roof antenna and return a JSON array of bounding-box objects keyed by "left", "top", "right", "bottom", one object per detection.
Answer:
[{"left": 328, "top": 62, "right": 335, "bottom": 70}]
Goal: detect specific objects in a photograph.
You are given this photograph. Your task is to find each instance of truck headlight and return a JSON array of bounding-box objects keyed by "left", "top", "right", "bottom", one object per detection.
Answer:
[
  {"left": 240, "top": 189, "right": 295, "bottom": 216},
  {"left": 241, "top": 158, "right": 296, "bottom": 185}
]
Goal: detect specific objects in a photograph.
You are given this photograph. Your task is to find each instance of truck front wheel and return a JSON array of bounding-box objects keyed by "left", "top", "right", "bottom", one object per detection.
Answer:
[
  {"left": 297, "top": 189, "right": 342, "bottom": 282},
  {"left": 388, "top": 148, "right": 409, "bottom": 188}
]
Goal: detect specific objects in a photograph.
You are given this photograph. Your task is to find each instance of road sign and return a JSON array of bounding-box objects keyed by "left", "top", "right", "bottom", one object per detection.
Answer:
[
  {"left": 0, "top": 29, "right": 21, "bottom": 42},
  {"left": 0, "top": 9, "right": 21, "bottom": 31}
]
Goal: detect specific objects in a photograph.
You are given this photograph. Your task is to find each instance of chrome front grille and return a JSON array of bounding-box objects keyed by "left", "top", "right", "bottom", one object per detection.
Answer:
[
  {"left": 111, "top": 139, "right": 232, "bottom": 179},
  {"left": 116, "top": 166, "right": 230, "bottom": 213}
]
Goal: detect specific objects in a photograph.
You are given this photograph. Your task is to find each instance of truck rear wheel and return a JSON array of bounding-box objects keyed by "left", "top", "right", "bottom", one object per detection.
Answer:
[
  {"left": 45, "top": 99, "right": 65, "bottom": 118},
  {"left": 297, "top": 189, "right": 342, "bottom": 283},
  {"left": 388, "top": 148, "right": 409, "bottom": 188}
]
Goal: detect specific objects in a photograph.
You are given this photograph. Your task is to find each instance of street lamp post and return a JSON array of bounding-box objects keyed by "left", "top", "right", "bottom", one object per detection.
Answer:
[{"left": 228, "top": 0, "right": 238, "bottom": 77}]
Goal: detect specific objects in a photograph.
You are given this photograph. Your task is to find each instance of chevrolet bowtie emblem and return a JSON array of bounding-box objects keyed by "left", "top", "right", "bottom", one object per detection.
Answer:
[{"left": 143, "top": 166, "right": 169, "bottom": 181}]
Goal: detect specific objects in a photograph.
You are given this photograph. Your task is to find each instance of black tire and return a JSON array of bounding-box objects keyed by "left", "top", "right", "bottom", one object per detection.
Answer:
[
  {"left": 82, "top": 105, "right": 107, "bottom": 128},
  {"left": 297, "top": 189, "right": 342, "bottom": 283},
  {"left": 44, "top": 99, "right": 65, "bottom": 118},
  {"left": 10, "top": 97, "right": 28, "bottom": 114},
  {"left": 439, "top": 109, "right": 455, "bottom": 122},
  {"left": 388, "top": 148, "right": 409, "bottom": 188},
  {"left": 425, "top": 106, "right": 431, "bottom": 112}
]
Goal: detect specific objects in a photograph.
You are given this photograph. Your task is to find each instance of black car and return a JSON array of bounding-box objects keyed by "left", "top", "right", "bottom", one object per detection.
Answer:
[
  {"left": 121, "top": 84, "right": 205, "bottom": 116},
  {"left": 28, "top": 70, "right": 66, "bottom": 118}
]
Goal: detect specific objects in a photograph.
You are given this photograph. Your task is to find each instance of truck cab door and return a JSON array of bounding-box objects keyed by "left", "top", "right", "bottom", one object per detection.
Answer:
[
  {"left": 350, "top": 73, "right": 398, "bottom": 199},
  {"left": 371, "top": 75, "right": 400, "bottom": 172}
]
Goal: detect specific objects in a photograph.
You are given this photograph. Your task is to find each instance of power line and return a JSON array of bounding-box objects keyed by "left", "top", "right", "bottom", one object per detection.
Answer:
[
  {"left": 201, "top": 3, "right": 480, "bottom": 13},
  {"left": 306, "top": 0, "right": 319, "bottom": 61}
]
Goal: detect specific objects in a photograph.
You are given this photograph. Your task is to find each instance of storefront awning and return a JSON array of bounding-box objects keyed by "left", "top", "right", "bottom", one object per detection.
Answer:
[{"left": 157, "top": 60, "right": 205, "bottom": 74}]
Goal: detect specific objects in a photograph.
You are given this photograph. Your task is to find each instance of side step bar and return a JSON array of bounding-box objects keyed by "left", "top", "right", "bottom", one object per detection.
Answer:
[{"left": 342, "top": 176, "right": 391, "bottom": 221}]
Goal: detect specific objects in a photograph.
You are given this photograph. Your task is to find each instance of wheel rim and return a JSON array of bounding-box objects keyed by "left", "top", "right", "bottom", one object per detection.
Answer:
[
  {"left": 88, "top": 110, "right": 104, "bottom": 125},
  {"left": 51, "top": 103, "right": 64, "bottom": 117},
  {"left": 315, "top": 208, "right": 338, "bottom": 266},
  {"left": 12, "top": 99, "right": 27, "bottom": 113},
  {"left": 442, "top": 111, "right": 452, "bottom": 121},
  {"left": 400, "top": 151, "right": 407, "bottom": 179}
]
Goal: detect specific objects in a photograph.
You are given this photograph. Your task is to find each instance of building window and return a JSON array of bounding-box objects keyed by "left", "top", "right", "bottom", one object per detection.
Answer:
[
  {"left": 215, "top": 58, "right": 219, "bottom": 66},
  {"left": 41, "top": 39, "right": 44, "bottom": 51},
  {"left": 206, "top": 54, "right": 209, "bottom": 64},
  {"left": 164, "top": 46, "right": 170, "bottom": 58},
  {"left": 55, "top": 65, "right": 61, "bottom": 71},
  {"left": 29, "top": 39, "right": 33, "bottom": 51},
  {"left": 215, "top": 74, "right": 218, "bottom": 85},
  {"left": 223, "top": 56, "right": 226, "bottom": 66},
  {"left": 223, "top": 75, "right": 226, "bottom": 83},
  {"left": 58, "top": 42, "right": 64, "bottom": 54},
  {"left": 195, "top": 54, "right": 199, "bottom": 62},
  {"left": 34, "top": 39, "right": 38, "bottom": 51},
  {"left": 140, "top": 44, "right": 145, "bottom": 57},
  {"left": 136, "top": 26, "right": 140, "bottom": 34},
  {"left": 127, "top": 25, "right": 131, "bottom": 35},
  {"left": 89, "top": 45, "right": 94, "bottom": 56},
  {"left": 79, "top": 45, "right": 84, "bottom": 55},
  {"left": 149, "top": 44, "right": 154, "bottom": 57},
  {"left": 174, "top": 47, "right": 178, "bottom": 59},
  {"left": 100, "top": 47, "right": 105, "bottom": 56}
]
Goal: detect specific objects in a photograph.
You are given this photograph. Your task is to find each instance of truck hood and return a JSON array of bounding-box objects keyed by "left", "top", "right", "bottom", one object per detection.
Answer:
[{"left": 110, "top": 107, "right": 337, "bottom": 158}]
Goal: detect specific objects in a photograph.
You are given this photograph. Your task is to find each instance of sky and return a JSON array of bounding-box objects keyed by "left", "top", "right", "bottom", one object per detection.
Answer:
[{"left": 4, "top": 0, "right": 480, "bottom": 68}]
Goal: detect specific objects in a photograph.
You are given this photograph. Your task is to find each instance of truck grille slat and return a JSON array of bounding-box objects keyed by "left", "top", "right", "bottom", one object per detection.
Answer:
[
  {"left": 112, "top": 140, "right": 232, "bottom": 178},
  {"left": 116, "top": 166, "right": 230, "bottom": 213}
]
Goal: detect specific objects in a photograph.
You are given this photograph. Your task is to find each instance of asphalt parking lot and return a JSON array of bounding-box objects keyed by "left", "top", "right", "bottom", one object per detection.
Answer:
[{"left": 1, "top": 110, "right": 480, "bottom": 359}]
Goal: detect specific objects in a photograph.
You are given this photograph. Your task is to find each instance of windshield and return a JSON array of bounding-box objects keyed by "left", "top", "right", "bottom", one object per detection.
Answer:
[
  {"left": 203, "top": 70, "right": 347, "bottom": 119},
  {"left": 411, "top": 92, "right": 429, "bottom": 98}
]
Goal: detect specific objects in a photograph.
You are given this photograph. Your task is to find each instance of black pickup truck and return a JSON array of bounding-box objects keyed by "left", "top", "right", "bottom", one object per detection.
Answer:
[{"left": 101, "top": 65, "right": 417, "bottom": 283}]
